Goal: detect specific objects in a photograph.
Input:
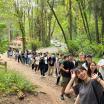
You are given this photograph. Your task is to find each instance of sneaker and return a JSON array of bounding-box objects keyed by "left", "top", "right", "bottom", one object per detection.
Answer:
[
  {"left": 43, "top": 75, "right": 46, "bottom": 78},
  {"left": 60, "top": 95, "right": 64, "bottom": 100},
  {"left": 65, "top": 94, "right": 71, "bottom": 98}
]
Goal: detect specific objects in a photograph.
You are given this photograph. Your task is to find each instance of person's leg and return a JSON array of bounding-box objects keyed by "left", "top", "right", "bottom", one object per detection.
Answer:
[
  {"left": 40, "top": 68, "right": 43, "bottom": 76},
  {"left": 55, "top": 68, "right": 58, "bottom": 76},
  {"left": 49, "top": 66, "right": 52, "bottom": 75},
  {"left": 56, "top": 76, "right": 61, "bottom": 85},
  {"left": 60, "top": 85, "right": 66, "bottom": 100},
  {"left": 51, "top": 66, "right": 54, "bottom": 76},
  {"left": 25, "top": 57, "right": 28, "bottom": 64},
  {"left": 21, "top": 57, "right": 23, "bottom": 64},
  {"left": 32, "top": 64, "right": 34, "bottom": 70},
  {"left": 35, "top": 65, "right": 37, "bottom": 72},
  {"left": 60, "top": 77, "right": 69, "bottom": 100},
  {"left": 18, "top": 56, "right": 19, "bottom": 63},
  {"left": 18, "top": 56, "right": 21, "bottom": 63},
  {"left": 45, "top": 64, "right": 48, "bottom": 73},
  {"left": 20, "top": 57, "right": 23, "bottom": 63},
  {"left": 24, "top": 58, "right": 26, "bottom": 64},
  {"left": 48, "top": 65, "right": 51, "bottom": 75},
  {"left": 23, "top": 57, "right": 25, "bottom": 64},
  {"left": 36, "top": 64, "right": 39, "bottom": 71},
  {"left": 43, "top": 68, "right": 45, "bottom": 76}
]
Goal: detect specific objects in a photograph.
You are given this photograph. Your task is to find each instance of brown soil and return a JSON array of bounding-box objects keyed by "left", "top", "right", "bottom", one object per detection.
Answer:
[
  {"left": 0, "top": 92, "right": 52, "bottom": 104},
  {"left": 1, "top": 55, "right": 74, "bottom": 104}
]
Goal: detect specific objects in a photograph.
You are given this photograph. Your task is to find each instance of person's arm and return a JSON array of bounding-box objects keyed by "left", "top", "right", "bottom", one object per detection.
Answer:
[
  {"left": 74, "top": 95, "right": 80, "bottom": 104},
  {"left": 65, "top": 71, "right": 76, "bottom": 94},
  {"left": 65, "top": 77, "right": 75, "bottom": 94},
  {"left": 96, "top": 77, "right": 104, "bottom": 88},
  {"left": 92, "top": 74, "right": 104, "bottom": 88},
  {"left": 60, "top": 64, "right": 69, "bottom": 72}
]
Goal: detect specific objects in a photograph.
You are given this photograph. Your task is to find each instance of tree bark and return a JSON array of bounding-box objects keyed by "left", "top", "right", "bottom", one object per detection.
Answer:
[
  {"left": 92, "top": 0, "right": 100, "bottom": 43},
  {"left": 77, "top": 0, "right": 92, "bottom": 43},
  {"left": 80, "top": 1, "right": 92, "bottom": 43},
  {"left": 47, "top": 1, "right": 70, "bottom": 52},
  {"left": 14, "top": 1, "right": 26, "bottom": 52},
  {"left": 69, "top": 0, "right": 72, "bottom": 40},
  {"left": 101, "top": 0, "right": 104, "bottom": 44}
]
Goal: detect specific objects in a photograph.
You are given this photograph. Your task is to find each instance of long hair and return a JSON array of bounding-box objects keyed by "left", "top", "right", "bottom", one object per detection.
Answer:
[{"left": 88, "top": 61, "right": 98, "bottom": 77}]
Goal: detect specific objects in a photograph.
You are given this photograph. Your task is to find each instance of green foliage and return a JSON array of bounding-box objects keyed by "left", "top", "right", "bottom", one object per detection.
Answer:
[
  {"left": 28, "top": 39, "right": 42, "bottom": 51},
  {"left": 0, "top": 0, "right": 103, "bottom": 57},
  {"left": 0, "top": 40, "right": 8, "bottom": 54},
  {"left": 0, "top": 23, "right": 6, "bottom": 28},
  {"left": 67, "top": 36, "right": 104, "bottom": 57},
  {"left": 0, "top": 69, "right": 38, "bottom": 94},
  {"left": 67, "top": 40, "right": 79, "bottom": 55}
]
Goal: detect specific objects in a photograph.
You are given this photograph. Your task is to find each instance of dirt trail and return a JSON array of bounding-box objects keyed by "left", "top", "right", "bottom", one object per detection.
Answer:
[{"left": 2, "top": 55, "right": 73, "bottom": 104}]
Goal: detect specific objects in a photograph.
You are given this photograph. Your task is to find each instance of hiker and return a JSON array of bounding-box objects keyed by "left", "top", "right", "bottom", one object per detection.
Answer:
[
  {"left": 65, "top": 66, "right": 104, "bottom": 104},
  {"left": 44, "top": 53, "right": 48, "bottom": 73},
  {"left": 76, "top": 53, "right": 86, "bottom": 67},
  {"left": 88, "top": 61, "right": 103, "bottom": 79},
  {"left": 48, "top": 53, "right": 56, "bottom": 76},
  {"left": 82, "top": 54, "right": 92, "bottom": 70},
  {"left": 39, "top": 57, "right": 46, "bottom": 77},
  {"left": 60, "top": 55, "right": 73, "bottom": 100},
  {"left": 98, "top": 53, "right": 104, "bottom": 79},
  {"left": 35, "top": 54, "right": 40, "bottom": 71},
  {"left": 56, "top": 54, "right": 64, "bottom": 85}
]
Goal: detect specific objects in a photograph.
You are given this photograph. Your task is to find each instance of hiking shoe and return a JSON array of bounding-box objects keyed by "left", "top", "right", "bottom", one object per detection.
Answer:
[
  {"left": 60, "top": 95, "right": 64, "bottom": 100},
  {"left": 65, "top": 94, "right": 71, "bottom": 98}
]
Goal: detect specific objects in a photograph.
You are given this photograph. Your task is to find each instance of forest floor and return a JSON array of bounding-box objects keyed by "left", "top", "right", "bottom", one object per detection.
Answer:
[{"left": 0, "top": 55, "right": 74, "bottom": 104}]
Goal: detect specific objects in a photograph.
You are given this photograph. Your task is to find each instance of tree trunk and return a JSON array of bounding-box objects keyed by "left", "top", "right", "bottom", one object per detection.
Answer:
[
  {"left": 93, "top": 0, "right": 100, "bottom": 44},
  {"left": 14, "top": 1, "right": 26, "bottom": 52},
  {"left": 80, "top": 1, "right": 92, "bottom": 43},
  {"left": 69, "top": 0, "right": 72, "bottom": 40},
  {"left": 77, "top": 0, "right": 92, "bottom": 43},
  {"left": 101, "top": 1, "right": 104, "bottom": 44},
  {"left": 47, "top": 0, "right": 55, "bottom": 44},
  {"left": 47, "top": 1, "right": 70, "bottom": 52},
  {"left": 94, "top": 9, "right": 100, "bottom": 43},
  {"left": 77, "top": 1, "right": 88, "bottom": 38}
]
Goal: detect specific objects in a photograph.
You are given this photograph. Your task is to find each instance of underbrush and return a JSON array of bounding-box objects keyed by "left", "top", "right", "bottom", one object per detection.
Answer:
[
  {"left": 0, "top": 68, "right": 38, "bottom": 95},
  {"left": 67, "top": 39, "right": 104, "bottom": 57}
]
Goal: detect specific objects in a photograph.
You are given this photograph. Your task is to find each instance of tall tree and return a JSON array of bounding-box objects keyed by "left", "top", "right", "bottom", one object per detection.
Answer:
[
  {"left": 69, "top": 0, "right": 73, "bottom": 40},
  {"left": 14, "top": 0, "right": 26, "bottom": 52},
  {"left": 101, "top": 0, "right": 104, "bottom": 44},
  {"left": 47, "top": 0, "right": 70, "bottom": 52},
  {"left": 77, "top": 0, "right": 92, "bottom": 43}
]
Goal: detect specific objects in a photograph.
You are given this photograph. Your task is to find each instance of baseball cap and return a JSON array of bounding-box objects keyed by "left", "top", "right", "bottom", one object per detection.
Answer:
[{"left": 73, "top": 66, "right": 88, "bottom": 72}]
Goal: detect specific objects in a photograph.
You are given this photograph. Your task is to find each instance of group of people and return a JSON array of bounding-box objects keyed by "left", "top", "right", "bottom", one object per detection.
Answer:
[
  {"left": 8, "top": 48, "right": 57, "bottom": 77},
  {"left": 7, "top": 47, "right": 104, "bottom": 104},
  {"left": 59, "top": 53, "right": 104, "bottom": 104}
]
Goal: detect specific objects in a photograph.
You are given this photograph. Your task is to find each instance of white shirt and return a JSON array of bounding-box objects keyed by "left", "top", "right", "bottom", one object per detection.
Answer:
[
  {"left": 98, "top": 59, "right": 104, "bottom": 78},
  {"left": 35, "top": 56, "right": 40, "bottom": 65},
  {"left": 98, "top": 59, "right": 104, "bottom": 66},
  {"left": 44, "top": 57, "right": 48, "bottom": 64}
]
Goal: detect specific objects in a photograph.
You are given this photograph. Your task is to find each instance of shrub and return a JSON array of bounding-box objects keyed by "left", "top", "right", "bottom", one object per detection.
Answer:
[
  {"left": 67, "top": 40, "right": 79, "bottom": 55},
  {"left": 27, "top": 39, "right": 42, "bottom": 51},
  {"left": 66, "top": 38, "right": 104, "bottom": 57},
  {"left": 0, "top": 69, "right": 38, "bottom": 94},
  {"left": 0, "top": 40, "right": 8, "bottom": 54}
]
